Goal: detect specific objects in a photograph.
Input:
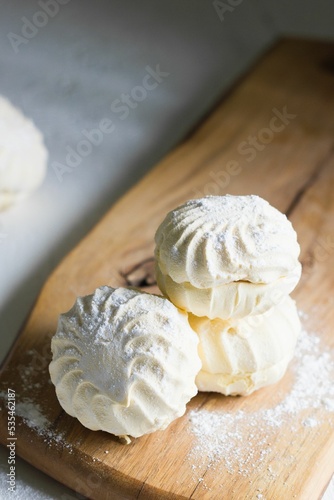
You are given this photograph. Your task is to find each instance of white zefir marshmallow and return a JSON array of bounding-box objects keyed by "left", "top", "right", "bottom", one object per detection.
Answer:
[
  {"left": 155, "top": 195, "right": 301, "bottom": 319},
  {"left": 0, "top": 95, "right": 48, "bottom": 210},
  {"left": 49, "top": 286, "right": 201, "bottom": 440},
  {"left": 190, "top": 296, "right": 301, "bottom": 396}
]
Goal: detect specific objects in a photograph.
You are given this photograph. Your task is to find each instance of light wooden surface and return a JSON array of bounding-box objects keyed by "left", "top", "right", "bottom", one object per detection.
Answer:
[{"left": 1, "top": 38, "right": 334, "bottom": 499}]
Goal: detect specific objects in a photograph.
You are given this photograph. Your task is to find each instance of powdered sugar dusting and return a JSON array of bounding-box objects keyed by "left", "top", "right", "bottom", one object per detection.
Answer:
[
  {"left": 155, "top": 195, "right": 301, "bottom": 287},
  {"left": 188, "top": 320, "right": 334, "bottom": 485},
  {"left": 0, "top": 391, "right": 73, "bottom": 452},
  {"left": 15, "top": 400, "right": 49, "bottom": 430}
]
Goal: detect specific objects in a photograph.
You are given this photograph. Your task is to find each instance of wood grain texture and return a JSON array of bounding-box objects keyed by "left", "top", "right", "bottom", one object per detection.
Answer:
[{"left": 1, "top": 38, "right": 334, "bottom": 499}]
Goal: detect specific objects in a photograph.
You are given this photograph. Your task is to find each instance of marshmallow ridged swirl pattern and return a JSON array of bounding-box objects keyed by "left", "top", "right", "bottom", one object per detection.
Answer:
[
  {"left": 190, "top": 296, "right": 301, "bottom": 396},
  {"left": 155, "top": 195, "right": 301, "bottom": 319},
  {"left": 49, "top": 287, "right": 201, "bottom": 438}
]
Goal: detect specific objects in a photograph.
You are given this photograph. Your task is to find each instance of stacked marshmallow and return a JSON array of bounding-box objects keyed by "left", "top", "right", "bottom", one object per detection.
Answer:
[
  {"left": 49, "top": 194, "right": 302, "bottom": 441},
  {"left": 155, "top": 195, "right": 302, "bottom": 395}
]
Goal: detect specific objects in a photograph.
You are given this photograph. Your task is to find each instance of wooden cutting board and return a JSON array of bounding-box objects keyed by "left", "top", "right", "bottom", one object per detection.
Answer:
[{"left": 1, "top": 38, "right": 334, "bottom": 500}]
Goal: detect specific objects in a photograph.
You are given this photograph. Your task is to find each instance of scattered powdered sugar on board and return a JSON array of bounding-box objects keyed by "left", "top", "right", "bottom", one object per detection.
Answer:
[
  {"left": 0, "top": 392, "right": 73, "bottom": 452},
  {"left": 15, "top": 400, "right": 49, "bottom": 430},
  {"left": 188, "top": 322, "right": 334, "bottom": 483},
  {"left": 15, "top": 399, "right": 72, "bottom": 447},
  {"left": 1, "top": 393, "right": 73, "bottom": 452}
]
